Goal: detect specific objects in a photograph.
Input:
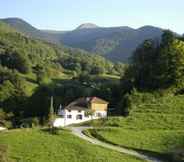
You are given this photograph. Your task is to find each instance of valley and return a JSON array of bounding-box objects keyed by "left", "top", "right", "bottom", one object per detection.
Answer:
[{"left": 0, "top": 13, "right": 184, "bottom": 162}]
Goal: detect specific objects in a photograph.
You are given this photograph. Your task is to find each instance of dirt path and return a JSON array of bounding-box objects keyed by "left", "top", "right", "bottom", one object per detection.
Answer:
[{"left": 69, "top": 127, "right": 163, "bottom": 162}]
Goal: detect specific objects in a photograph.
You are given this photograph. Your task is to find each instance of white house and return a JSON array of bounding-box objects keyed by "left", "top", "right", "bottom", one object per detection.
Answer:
[{"left": 53, "top": 97, "right": 108, "bottom": 127}]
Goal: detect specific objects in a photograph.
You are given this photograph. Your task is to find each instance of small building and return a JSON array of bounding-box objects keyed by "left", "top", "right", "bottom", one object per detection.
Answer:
[{"left": 53, "top": 97, "right": 108, "bottom": 127}]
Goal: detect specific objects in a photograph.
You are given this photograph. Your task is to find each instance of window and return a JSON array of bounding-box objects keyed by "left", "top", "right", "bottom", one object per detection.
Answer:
[
  {"left": 78, "top": 110, "right": 81, "bottom": 113},
  {"left": 76, "top": 114, "right": 83, "bottom": 120},
  {"left": 68, "top": 110, "right": 71, "bottom": 112},
  {"left": 67, "top": 115, "right": 72, "bottom": 119}
]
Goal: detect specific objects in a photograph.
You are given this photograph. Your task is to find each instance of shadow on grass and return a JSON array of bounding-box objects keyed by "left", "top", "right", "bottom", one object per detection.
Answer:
[{"left": 40, "top": 127, "right": 70, "bottom": 135}]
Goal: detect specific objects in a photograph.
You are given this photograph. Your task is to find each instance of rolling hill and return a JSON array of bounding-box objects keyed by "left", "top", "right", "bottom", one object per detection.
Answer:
[
  {"left": 0, "top": 18, "right": 62, "bottom": 44},
  {"left": 1, "top": 18, "right": 164, "bottom": 62},
  {"left": 61, "top": 25, "right": 163, "bottom": 62}
]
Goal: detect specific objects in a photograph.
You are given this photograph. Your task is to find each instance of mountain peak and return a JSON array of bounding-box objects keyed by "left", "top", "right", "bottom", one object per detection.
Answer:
[
  {"left": 1, "top": 17, "right": 30, "bottom": 25},
  {"left": 76, "top": 23, "right": 99, "bottom": 30},
  {"left": 1, "top": 17, "right": 37, "bottom": 31}
]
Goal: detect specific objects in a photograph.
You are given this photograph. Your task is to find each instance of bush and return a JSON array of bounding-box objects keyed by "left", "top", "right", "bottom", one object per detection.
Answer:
[{"left": 20, "top": 117, "right": 40, "bottom": 128}]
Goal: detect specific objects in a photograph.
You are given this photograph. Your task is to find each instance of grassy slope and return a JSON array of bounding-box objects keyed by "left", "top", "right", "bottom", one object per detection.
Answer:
[
  {"left": 86, "top": 95, "right": 184, "bottom": 157},
  {"left": 0, "top": 129, "right": 144, "bottom": 162}
]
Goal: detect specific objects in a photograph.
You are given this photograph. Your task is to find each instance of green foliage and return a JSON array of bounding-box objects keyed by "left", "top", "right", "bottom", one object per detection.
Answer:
[
  {"left": 0, "top": 48, "right": 30, "bottom": 73},
  {"left": 0, "top": 21, "right": 122, "bottom": 127},
  {"left": 113, "top": 62, "right": 126, "bottom": 76},
  {"left": 0, "top": 129, "right": 143, "bottom": 162},
  {"left": 0, "top": 80, "right": 15, "bottom": 102},
  {"left": 0, "top": 109, "right": 13, "bottom": 128},
  {"left": 86, "top": 93, "right": 184, "bottom": 161},
  {"left": 85, "top": 109, "right": 95, "bottom": 118},
  {"left": 122, "top": 31, "right": 184, "bottom": 91},
  {"left": 20, "top": 117, "right": 39, "bottom": 128},
  {"left": 26, "top": 86, "right": 52, "bottom": 120},
  {"left": 33, "top": 65, "right": 49, "bottom": 84},
  {"left": 58, "top": 51, "right": 117, "bottom": 75},
  {"left": 158, "top": 39, "right": 184, "bottom": 88}
]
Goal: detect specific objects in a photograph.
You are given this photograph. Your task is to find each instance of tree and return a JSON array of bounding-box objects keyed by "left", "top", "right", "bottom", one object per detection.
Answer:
[
  {"left": 33, "top": 65, "right": 47, "bottom": 85},
  {"left": 85, "top": 109, "right": 95, "bottom": 120},
  {"left": 90, "top": 65, "right": 105, "bottom": 75},
  {"left": 1, "top": 48, "right": 30, "bottom": 74},
  {"left": 113, "top": 62, "right": 126, "bottom": 75},
  {"left": 26, "top": 86, "right": 52, "bottom": 121},
  {"left": 122, "top": 31, "right": 184, "bottom": 91},
  {"left": 130, "top": 39, "right": 159, "bottom": 89},
  {"left": 118, "top": 93, "right": 131, "bottom": 116},
  {"left": 48, "top": 96, "right": 55, "bottom": 128},
  {"left": 158, "top": 39, "right": 184, "bottom": 88},
  {"left": 161, "top": 30, "right": 175, "bottom": 47}
]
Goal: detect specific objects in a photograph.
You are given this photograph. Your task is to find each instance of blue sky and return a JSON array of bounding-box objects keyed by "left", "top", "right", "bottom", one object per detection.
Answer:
[{"left": 0, "top": 0, "right": 184, "bottom": 33}]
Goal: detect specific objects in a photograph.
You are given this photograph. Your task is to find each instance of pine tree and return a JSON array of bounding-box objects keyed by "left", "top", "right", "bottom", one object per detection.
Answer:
[{"left": 48, "top": 96, "right": 55, "bottom": 129}]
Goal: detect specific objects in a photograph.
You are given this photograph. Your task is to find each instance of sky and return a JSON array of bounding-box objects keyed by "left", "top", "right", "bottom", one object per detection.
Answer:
[{"left": 0, "top": 0, "right": 184, "bottom": 33}]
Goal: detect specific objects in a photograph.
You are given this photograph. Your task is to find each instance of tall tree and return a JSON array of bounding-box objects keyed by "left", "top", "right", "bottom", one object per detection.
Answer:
[
  {"left": 122, "top": 31, "right": 184, "bottom": 91},
  {"left": 48, "top": 96, "right": 55, "bottom": 128}
]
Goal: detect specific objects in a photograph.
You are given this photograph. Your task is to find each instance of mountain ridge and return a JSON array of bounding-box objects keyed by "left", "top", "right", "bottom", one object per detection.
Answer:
[{"left": 0, "top": 17, "right": 171, "bottom": 62}]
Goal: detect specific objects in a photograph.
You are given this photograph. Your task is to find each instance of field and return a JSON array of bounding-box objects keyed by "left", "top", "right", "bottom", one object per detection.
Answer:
[
  {"left": 85, "top": 95, "right": 184, "bottom": 161},
  {"left": 0, "top": 128, "right": 145, "bottom": 162}
]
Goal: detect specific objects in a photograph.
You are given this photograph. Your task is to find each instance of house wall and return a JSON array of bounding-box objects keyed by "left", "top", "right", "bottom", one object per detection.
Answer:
[
  {"left": 91, "top": 103, "right": 108, "bottom": 111},
  {"left": 54, "top": 109, "right": 107, "bottom": 127}
]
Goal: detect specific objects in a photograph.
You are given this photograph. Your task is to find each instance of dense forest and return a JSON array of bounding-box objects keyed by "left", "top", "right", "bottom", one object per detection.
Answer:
[{"left": 118, "top": 30, "right": 184, "bottom": 115}]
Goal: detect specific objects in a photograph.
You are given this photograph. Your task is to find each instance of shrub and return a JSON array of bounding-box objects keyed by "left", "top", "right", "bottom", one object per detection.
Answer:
[{"left": 20, "top": 117, "right": 40, "bottom": 128}]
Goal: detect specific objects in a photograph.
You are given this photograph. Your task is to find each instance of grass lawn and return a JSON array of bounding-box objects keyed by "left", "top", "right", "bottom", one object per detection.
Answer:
[
  {"left": 0, "top": 128, "right": 145, "bottom": 162},
  {"left": 84, "top": 95, "right": 184, "bottom": 161},
  {"left": 88, "top": 128, "right": 184, "bottom": 154}
]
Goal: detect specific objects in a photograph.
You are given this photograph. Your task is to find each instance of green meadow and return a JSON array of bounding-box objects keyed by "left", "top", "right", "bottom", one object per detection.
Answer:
[
  {"left": 0, "top": 129, "right": 145, "bottom": 162},
  {"left": 85, "top": 95, "right": 184, "bottom": 161}
]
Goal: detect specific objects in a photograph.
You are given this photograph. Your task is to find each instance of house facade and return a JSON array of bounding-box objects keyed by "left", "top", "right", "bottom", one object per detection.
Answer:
[{"left": 53, "top": 97, "right": 108, "bottom": 127}]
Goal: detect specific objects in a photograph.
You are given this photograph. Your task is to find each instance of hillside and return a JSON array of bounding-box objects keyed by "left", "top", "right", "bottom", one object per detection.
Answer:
[
  {"left": 1, "top": 18, "right": 164, "bottom": 62},
  {"left": 0, "top": 128, "right": 145, "bottom": 162},
  {"left": 0, "top": 18, "right": 62, "bottom": 44},
  {"left": 85, "top": 94, "right": 184, "bottom": 161},
  {"left": 0, "top": 21, "right": 123, "bottom": 128},
  {"left": 82, "top": 32, "right": 184, "bottom": 162},
  {"left": 60, "top": 25, "right": 163, "bottom": 62}
]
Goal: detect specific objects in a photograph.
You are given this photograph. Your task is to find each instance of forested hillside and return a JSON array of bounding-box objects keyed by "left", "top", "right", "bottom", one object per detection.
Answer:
[
  {"left": 0, "top": 21, "right": 124, "bottom": 127},
  {"left": 60, "top": 25, "right": 163, "bottom": 62},
  {"left": 0, "top": 18, "right": 62, "bottom": 44}
]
